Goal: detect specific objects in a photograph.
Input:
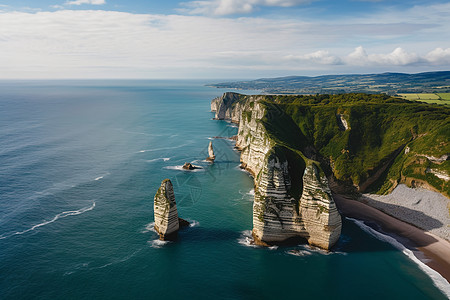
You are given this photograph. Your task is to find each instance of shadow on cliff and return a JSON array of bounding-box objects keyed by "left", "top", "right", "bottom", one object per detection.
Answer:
[{"left": 360, "top": 196, "right": 444, "bottom": 232}]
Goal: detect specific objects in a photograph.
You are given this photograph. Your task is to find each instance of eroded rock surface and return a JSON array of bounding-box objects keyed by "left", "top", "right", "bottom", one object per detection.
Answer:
[
  {"left": 154, "top": 179, "right": 180, "bottom": 240},
  {"left": 212, "top": 92, "right": 342, "bottom": 249}
]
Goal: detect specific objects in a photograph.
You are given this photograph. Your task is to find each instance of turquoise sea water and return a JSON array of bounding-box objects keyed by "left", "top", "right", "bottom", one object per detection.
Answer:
[{"left": 0, "top": 80, "right": 447, "bottom": 299}]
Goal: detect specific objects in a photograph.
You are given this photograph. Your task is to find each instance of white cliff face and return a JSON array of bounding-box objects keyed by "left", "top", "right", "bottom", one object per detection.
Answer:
[
  {"left": 212, "top": 92, "right": 342, "bottom": 250},
  {"left": 236, "top": 100, "right": 273, "bottom": 177},
  {"left": 337, "top": 114, "right": 350, "bottom": 131},
  {"left": 252, "top": 150, "right": 307, "bottom": 243},
  {"left": 252, "top": 150, "right": 342, "bottom": 249},
  {"left": 211, "top": 92, "right": 242, "bottom": 121},
  {"left": 299, "top": 164, "right": 342, "bottom": 249},
  {"left": 154, "top": 179, "right": 180, "bottom": 240}
]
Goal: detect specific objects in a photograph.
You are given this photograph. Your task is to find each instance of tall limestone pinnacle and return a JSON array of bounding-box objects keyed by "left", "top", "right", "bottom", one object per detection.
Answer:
[
  {"left": 299, "top": 163, "right": 342, "bottom": 249},
  {"left": 206, "top": 141, "right": 216, "bottom": 162},
  {"left": 153, "top": 179, "right": 186, "bottom": 240}
]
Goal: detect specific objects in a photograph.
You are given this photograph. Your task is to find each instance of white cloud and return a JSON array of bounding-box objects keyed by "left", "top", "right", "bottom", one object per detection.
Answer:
[
  {"left": 285, "top": 50, "right": 342, "bottom": 65},
  {"left": 0, "top": 7, "right": 448, "bottom": 79},
  {"left": 425, "top": 47, "right": 450, "bottom": 64},
  {"left": 345, "top": 46, "right": 422, "bottom": 66},
  {"left": 180, "top": 0, "right": 311, "bottom": 15},
  {"left": 65, "top": 0, "right": 106, "bottom": 6}
]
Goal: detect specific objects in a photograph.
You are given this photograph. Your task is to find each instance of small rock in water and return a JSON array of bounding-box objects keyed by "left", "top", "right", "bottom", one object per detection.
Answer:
[
  {"left": 182, "top": 162, "right": 202, "bottom": 170},
  {"left": 182, "top": 162, "right": 195, "bottom": 170},
  {"left": 206, "top": 141, "right": 216, "bottom": 162}
]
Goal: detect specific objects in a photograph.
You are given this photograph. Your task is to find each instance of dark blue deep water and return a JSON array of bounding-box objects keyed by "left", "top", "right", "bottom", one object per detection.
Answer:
[{"left": 0, "top": 80, "right": 447, "bottom": 299}]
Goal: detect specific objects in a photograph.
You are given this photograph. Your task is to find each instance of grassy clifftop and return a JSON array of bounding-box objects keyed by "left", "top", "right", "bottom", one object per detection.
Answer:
[{"left": 241, "top": 93, "right": 449, "bottom": 197}]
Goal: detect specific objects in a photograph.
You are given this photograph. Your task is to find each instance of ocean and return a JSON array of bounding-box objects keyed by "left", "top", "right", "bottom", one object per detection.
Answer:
[{"left": 0, "top": 80, "right": 448, "bottom": 299}]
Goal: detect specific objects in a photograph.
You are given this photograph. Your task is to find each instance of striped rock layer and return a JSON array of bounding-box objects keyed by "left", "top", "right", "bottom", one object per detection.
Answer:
[
  {"left": 154, "top": 179, "right": 180, "bottom": 240},
  {"left": 212, "top": 92, "right": 341, "bottom": 250}
]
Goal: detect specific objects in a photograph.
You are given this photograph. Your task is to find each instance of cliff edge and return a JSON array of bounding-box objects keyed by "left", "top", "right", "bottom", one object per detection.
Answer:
[
  {"left": 212, "top": 93, "right": 342, "bottom": 249},
  {"left": 211, "top": 92, "right": 449, "bottom": 249}
]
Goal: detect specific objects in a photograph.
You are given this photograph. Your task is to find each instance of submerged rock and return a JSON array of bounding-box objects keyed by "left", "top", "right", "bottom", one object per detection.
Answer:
[
  {"left": 154, "top": 179, "right": 189, "bottom": 240},
  {"left": 206, "top": 141, "right": 216, "bottom": 162}
]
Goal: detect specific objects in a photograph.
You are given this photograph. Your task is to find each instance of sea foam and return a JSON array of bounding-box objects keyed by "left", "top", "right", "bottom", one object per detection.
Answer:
[
  {"left": 145, "top": 157, "right": 171, "bottom": 163},
  {"left": 0, "top": 201, "right": 96, "bottom": 240},
  {"left": 163, "top": 165, "right": 204, "bottom": 172},
  {"left": 141, "top": 222, "right": 157, "bottom": 233},
  {"left": 94, "top": 172, "right": 110, "bottom": 181},
  {"left": 148, "top": 239, "right": 170, "bottom": 249},
  {"left": 237, "top": 230, "right": 260, "bottom": 248},
  {"left": 188, "top": 220, "right": 200, "bottom": 227}
]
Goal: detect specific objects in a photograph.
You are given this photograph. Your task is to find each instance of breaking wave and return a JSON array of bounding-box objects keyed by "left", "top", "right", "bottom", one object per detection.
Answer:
[
  {"left": 148, "top": 239, "right": 170, "bottom": 249},
  {"left": 94, "top": 172, "right": 110, "bottom": 181},
  {"left": 237, "top": 230, "right": 260, "bottom": 248},
  {"left": 188, "top": 220, "right": 200, "bottom": 227},
  {"left": 145, "top": 157, "right": 171, "bottom": 163},
  {"left": 141, "top": 222, "right": 157, "bottom": 233},
  {"left": 0, "top": 201, "right": 96, "bottom": 240}
]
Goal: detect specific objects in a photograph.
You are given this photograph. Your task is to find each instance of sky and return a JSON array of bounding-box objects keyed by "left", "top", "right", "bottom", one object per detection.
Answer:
[{"left": 0, "top": 0, "right": 449, "bottom": 79}]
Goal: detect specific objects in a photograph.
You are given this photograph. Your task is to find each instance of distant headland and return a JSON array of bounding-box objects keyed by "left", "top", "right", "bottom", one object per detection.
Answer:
[{"left": 208, "top": 71, "right": 450, "bottom": 96}]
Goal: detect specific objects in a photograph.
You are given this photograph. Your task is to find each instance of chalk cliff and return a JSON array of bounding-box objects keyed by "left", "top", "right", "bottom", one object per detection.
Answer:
[
  {"left": 154, "top": 179, "right": 182, "bottom": 240},
  {"left": 211, "top": 91, "right": 450, "bottom": 250},
  {"left": 212, "top": 92, "right": 342, "bottom": 249},
  {"left": 212, "top": 92, "right": 450, "bottom": 196}
]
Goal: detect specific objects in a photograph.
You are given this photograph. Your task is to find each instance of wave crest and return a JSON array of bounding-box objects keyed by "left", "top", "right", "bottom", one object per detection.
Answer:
[{"left": 0, "top": 201, "right": 96, "bottom": 240}]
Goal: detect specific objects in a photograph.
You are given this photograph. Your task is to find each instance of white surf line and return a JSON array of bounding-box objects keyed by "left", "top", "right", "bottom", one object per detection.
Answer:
[
  {"left": 145, "top": 157, "right": 171, "bottom": 163},
  {"left": 348, "top": 217, "right": 450, "bottom": 298},
  {"left": 94, "top": 172, "right": 110, "bottom": 181},
  {"left": 93, "top": 247, "right": 143, "bottom": 270},
  {"left": 0, "top": 201, "right": 96, "bottom": 240}
]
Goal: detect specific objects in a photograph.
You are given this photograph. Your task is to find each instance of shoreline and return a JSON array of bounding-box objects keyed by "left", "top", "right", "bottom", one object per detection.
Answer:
[{"left": 333, "top": 193, "right": 450, "bottom": 285}]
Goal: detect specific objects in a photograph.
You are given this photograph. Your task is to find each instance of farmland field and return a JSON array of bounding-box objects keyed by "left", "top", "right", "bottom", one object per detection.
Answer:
[{"left": 398, "top": 93, "right": 450, "bottom": 105}]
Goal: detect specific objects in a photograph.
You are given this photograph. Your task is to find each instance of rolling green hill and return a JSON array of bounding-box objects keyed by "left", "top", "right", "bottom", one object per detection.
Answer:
[
  {"left": 237, "top": 93, "right": 450, "bottom": 197},
  {"left": 210, "top": 71, "right": 450, "bottom": 95}
]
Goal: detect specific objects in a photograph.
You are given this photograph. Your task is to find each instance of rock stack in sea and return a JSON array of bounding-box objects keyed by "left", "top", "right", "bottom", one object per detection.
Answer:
[
  {"left": 154, "top": 179, "right": 189, "bottom": 240},
  {"left": 206, "top": 141, "right": 216, "bottom": 162}
]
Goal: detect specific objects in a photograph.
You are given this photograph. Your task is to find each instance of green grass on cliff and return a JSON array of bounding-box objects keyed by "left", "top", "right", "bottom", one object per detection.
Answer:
[{"left": 243, "top": 93, "right": 449, "bottom": 196}]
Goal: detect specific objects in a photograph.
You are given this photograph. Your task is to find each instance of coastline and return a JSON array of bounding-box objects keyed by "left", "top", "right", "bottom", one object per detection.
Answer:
[{"left": 333, "top": 193, "right": 450, "bottom": 285}]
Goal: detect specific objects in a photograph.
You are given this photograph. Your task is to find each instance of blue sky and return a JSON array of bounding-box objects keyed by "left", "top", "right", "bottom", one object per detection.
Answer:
[{"left": 0, "top": 0, "right": 449, "bottom": 79}]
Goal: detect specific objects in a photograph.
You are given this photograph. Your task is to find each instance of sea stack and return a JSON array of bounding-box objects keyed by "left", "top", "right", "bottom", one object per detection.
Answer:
[
  {"left": 206, "top": 141, "right": 216, "bottom": 162},
  {"left": 153, "top": 179, "right": 184, "bottom": 240}
]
